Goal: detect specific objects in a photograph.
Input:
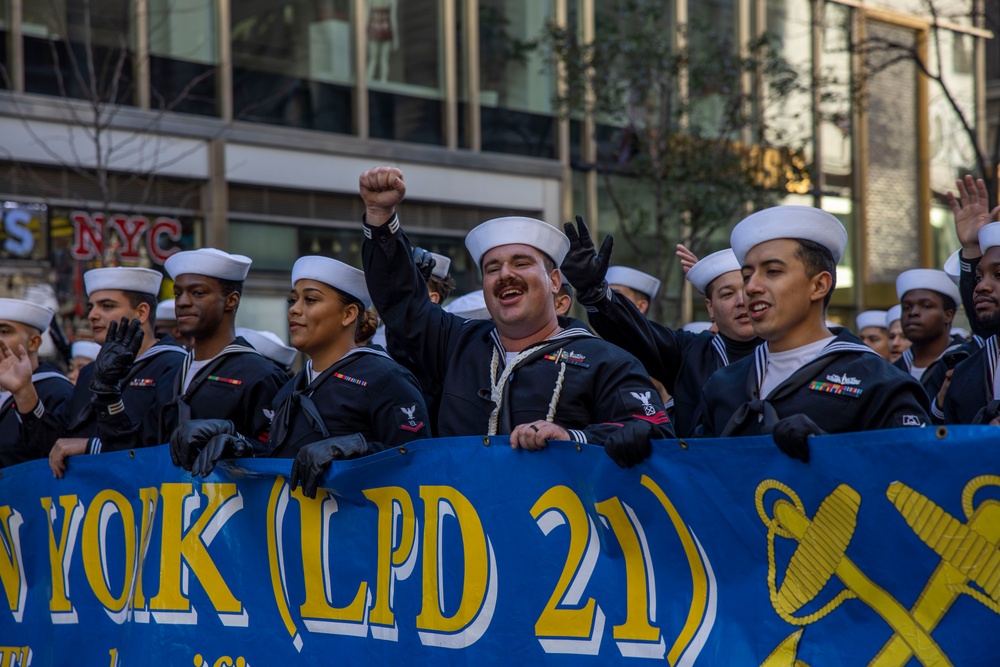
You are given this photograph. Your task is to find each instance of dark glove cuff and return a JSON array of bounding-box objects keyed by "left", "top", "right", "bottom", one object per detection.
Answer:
[
  {"left": 231, "top": 435, "right": 255, "bottom": 458},
  {"left": 90, "top": 383, "right": 123, "bottom": 405},
  {"left": 578, "top": 283, "right": 611, "bottom": 309}
]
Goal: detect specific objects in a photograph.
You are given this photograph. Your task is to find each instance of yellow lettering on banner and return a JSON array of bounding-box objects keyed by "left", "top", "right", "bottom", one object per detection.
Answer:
[
  {"left": 0, "top": 647, "right": 32, "bottom": 667},
  {"left": 416, "top": 486, "right": 497, "bottom": 648},
  {"left": 0, "top": 507, "right": 27, "bottom": 623},
  {"left": 294, "top": 486, "right": 371, "bottom": 635},
  {"left": 364, "top": 486, "right": 417, "bottom": 636},
  {"left": 131, "top": 486, "right": 160, "bottom": 622},
  {"left": 530, "top": 485, "right": 604, "bottom": 654},
  {"left": 81, "top": 490, "right": 137, "bottom": 623},
  {"left": 150, "top": 483, "right": 245, "bottom": 624},
  {"left": 41, "top": 495, "right": 84, "bottom": 622},
  {"left": 594, "top": 497, "right": 661, "bottom": 647},
  {"left": 265, "top": 477, "right": 302, "bottom": 651}
]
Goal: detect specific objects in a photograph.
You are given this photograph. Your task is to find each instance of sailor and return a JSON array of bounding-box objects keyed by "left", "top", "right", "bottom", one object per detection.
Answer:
[
  {"left": 560, "top": 218, "right": 761, "bottom": 437},
  {"left": 855, "top": 310, "right": 890, "bottom": 360},
  {"left": 67, "top": 341, "right": 101, "bottom": 384},
  {"left": 0, "top": 299, "right": 73, "bottom": 466},
  {"left": 37, "top": 267, "right": 189, "bottom": 476},
  {"left": 695, "top": 206, "right": 929, "bottom": 460},
  {"left": 172, "top": 256, "right": 429, "bottom": 497},
  {"left": 893, "top": 268, "right": 969, "bottom": 404},
  {"left": 118, "top": 249, "right": 288, "bottom": 459},
  {"left": 886, "top": 305, "right": 910, "bottom": 363},
  {"left": 359, "top": 166, "right": 672, "bottom": 468},
  {"left": 154, "top": 298, "right": 185, "bottom": 345}
]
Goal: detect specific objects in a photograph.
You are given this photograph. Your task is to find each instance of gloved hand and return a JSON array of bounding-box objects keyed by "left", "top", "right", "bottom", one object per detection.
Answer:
[
  {"left": 603, "top": 420, "right": 654, "bottom": 468},
  {"left": 170, "top": 419, "right": 237, "bottom": 470},
  {"left": 412, "top": 247, "right": 437, "bottom": 282},
  {"left": 90, "top": 317, "right": 144, "bottom": 401},
  {"left": 561, "top": 215, "right": 614, "bottom": 306},
  {"left": 290, "top": 433, "right": 369, "bottom": 499},
  {"left": 191, "top": 432, "right": 254, "bottom": 477},
  {"left": 772, "top": 414, "right": 826, "bottom": 463}
]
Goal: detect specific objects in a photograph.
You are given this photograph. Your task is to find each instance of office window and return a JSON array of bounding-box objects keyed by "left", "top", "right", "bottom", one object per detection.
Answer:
[{"left": 149, "top": 0, "right": 218, "bottom": 116}]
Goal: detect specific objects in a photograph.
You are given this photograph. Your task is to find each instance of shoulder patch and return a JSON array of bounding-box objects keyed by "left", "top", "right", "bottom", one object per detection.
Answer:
[
  {"left": 396, "top": 403, "right": 426, "bottom": 433},
  {"left": 619, "top": 387, "right": 669, "bottom": 425}
]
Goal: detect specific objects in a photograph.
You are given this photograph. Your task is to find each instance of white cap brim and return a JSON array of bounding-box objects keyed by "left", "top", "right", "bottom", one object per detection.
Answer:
[
  {"left": 685, "top": 249, "right": 741, "bottom": 294},
  {"left": 895, "top": 269, "right": 960, "bottom": 303},
  {"left": 292, "top": 256, "right": 371, "bottom": 308},
  {"left": 156, "top": 299, "right": 176, "bottom": 320},
  {"left": 943, "top": 250, "right": 960, "bottom": 286},
  {"left": 731, "top": 206, "right": 847, "bottom": 264},
  {"left": 0, "top": 298, "right": 54, "bottom": 331},
  {"left": 979, "top": 222, "right": 1000, "bottom": 256},
  {"left": 445, "top": 290, "right": 491, "bottom": 320},
  {"left": 235, "top": 328, "right": 297, "bottom": 367},
  {"left": 429, "top": 252, "right": 452, "bottom": 279},
  {"left": 856, "top": 310, "right": 888, "bottom": 331},
  {"left": 466, "top": 217, "right": 570, "bottom": 268},
  {"left": 682, "top": 321, "right": 713, "bottom": 334},
  {"left": 607, "top": 266, "right": 661, "bottom": 299},
  {"left": 71, "top": 341, "right": 102, "bottom": 360},
  {"left": 886, "top": 305, "right": 902, "bottom": 327},
  {"left": 84, "top": 267, "right": 163, "bottom": 298},
  {"left": 165, "top": 248, "right": 252, "bottom": 281}
]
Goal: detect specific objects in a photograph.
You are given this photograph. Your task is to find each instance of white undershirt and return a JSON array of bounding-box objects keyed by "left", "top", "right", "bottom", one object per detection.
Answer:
[
  {"left": 505, "top": 351, "right": 518, "bottom": 367},
  {"left": 910, "top": 365, "right": 928, "bottom": 382},
  {"left": 307, "top": 360, "right": 320, "bottom": 384},
  {"left": 182, "top": 354, "right": 219, "bottom": 393},
  {"left": 760, "top": 337, "right": 835, "bottom": 399}
]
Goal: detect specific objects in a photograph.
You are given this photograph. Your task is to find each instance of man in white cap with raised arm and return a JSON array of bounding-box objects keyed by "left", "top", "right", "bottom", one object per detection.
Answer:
[
  {"left": 36, "top": 267, "right": 188, "bottom": 476},
  {"left": 0, "top": 299, "right": 73, "bottom": 466},
  {"left": 855, "top": 310, "right": 890, "bottom": 360},
  {"left": 134, "top": 249, "right": 288, "bottom": 468},
  {"left": 605, "top": 266, "right": 661, "bottom": 316},
  {"left": 560, "top": 218, "right": 761, "bottom": 438},
  {"left": 695, "top": 206, "right": 928, "bottom": 460},
  {"left": 357, "top": 166, "right": 672, "bottom": 468}
]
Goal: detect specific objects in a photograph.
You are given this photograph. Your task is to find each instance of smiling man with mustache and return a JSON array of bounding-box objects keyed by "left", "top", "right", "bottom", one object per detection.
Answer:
[{"left": 358, "top": 166, "right": 673, "bottom": 468}]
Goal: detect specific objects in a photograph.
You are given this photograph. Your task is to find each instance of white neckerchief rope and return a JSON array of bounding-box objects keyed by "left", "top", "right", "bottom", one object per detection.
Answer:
[
  {"left": 987, "top": 335, "right": 999, "bottom": 391},
  {"left": 486, "top": 343, "right": 566, "bottom": 436}
]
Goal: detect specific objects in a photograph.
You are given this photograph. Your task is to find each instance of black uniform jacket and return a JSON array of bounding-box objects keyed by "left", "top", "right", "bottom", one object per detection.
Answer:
[
  {"left": 941, "top": 335, "right": 997, "bottom": 424},
  {"left": 1, "top": 362, "right": 73, "bottom": 466},
  {"left": 586, "top": 290, "right": 760, "bottom": 437},
  {"left": 152, "top": 337, "right": 287, "bottom": 451},
  {"left": 695, "top": 330, "right": 930, "bottom": 437},
  {"left": 893, "top": 340, "right": 975, "bottom": 408},
  {"left": 362, "top": 215, "right": 674, "bottom": 443},
  {"left": 266, "top": 347, "right": 429, "bottom": 459}
]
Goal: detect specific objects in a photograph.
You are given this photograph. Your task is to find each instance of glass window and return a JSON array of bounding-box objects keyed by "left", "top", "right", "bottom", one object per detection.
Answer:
[
  {"left": 820, "top": 2, "right": 852, "bottom": 185},
  {"left": 367, "top": 0, "right": 444, "bottom": 145},
  {"left": 479, "top": 0, "right": 555, "bottom": 157},
  {"left": 687, "top": 0, "right": 736, "bottom": 138},
  {"left": 229, "top": 221, "right": 299, "bottom": 272},
  {"left": 763, "top": 0, "right": 812, "bottom": 160},
  {"left": 24, "top": 0, "right": 135, "bottom": 104},
  {"left": 232, "top": 0, "right": 355, "bottom": 133},
  {"left": 149, "top": 0, "right": 218, "bottom": 116},
  {"left": 0, "top": 1, "right": 8, "bottom": 90}
]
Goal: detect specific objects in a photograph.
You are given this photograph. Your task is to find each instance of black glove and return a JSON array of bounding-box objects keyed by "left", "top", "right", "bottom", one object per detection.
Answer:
[
  {"left": 603, "top": 420, "right": 654, "bottom": 468},
  {"left": 170, "top": 419, "right": 237, "bottom": 470},
  {"left": 412, "top": 247, "right": 437, "bottom": 282},
  {"left": 290, "top": 433, "right": 369, "bottom": 499},
  {"left": 772, "top": 414, "right": 825, "bottom": 463},
  {"left": 90, "top": 317, "right": 144, "bottom": 401},
  {"left": 561, "top": 216, "right": 614, "bottom": 306},
  {"left": 191, "top": 432, "right": 254, "bottom": 477}
]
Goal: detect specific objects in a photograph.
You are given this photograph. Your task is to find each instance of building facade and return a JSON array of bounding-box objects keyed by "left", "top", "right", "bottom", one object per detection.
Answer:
[{"left": 0, "top": 0, "right": 990, "bottom": 341}]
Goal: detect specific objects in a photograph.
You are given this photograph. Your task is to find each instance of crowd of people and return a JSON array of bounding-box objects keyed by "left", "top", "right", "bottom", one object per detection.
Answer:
[{"left": 0, "top": 167, "right": 996, "bottom": 496}]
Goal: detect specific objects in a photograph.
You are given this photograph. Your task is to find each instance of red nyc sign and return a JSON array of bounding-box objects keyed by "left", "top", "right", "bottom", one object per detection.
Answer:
[{"left": 70, "top": 212, "right": 182, "bottom": 264}]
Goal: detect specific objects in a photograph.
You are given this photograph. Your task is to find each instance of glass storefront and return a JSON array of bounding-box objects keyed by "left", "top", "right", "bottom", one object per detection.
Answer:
[{"left": 149, "top": 0, "right": 219, "bottom": 116}]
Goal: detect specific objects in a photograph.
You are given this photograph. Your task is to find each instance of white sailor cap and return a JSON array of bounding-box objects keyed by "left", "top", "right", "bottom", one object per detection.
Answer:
[
  {"left": 291, "top": 256, "right": 371, "bottom": 308},
  {"left": 71, "top": 340, "right": 102, "bottom": 360},
  {"left": 895, "top": 269, "right": 960, "bottom": 304},
  {"left": 466, "top": 217, "right": 570, "bottom": 268},
  {"left": 730, "top": 206, "right": 847, "bottom": 264},
  {"left": 856, "top": 310, "right": 888, "bottom": 331},
  {"left": 84, "top": 267, "right": 163, "bottom": 298},
  {"left": 952, "top": 327, "right": 970, "bottom": 340},
  {"left": 979, "top": 222, "right": 1000, "bottom": 255},
  {"left": 943, "top": 250, "right": 960, "bottom": 286},
  {"left": 886, "top": 305, "right": 902, "bottom": 327},
  {"left": 0, "top": 298, "right": 54, "bottom": 332},
  {"left": 607, "top": 266, "right": 661, "bottom": 299},
  {"left": 235, "top": 328, "right": 297, "bottom": 367},
  {"left": 682, "top": 321, "right": 713, "bottom": 334},
  {"left": 429, "top": 252, "right": 452, "bottom": 279},
  {"left": 445, "top": 290, "right": 491, "bottom": 321},
  {"left": 165, "top": 248, "right": 252, "bottom": 282},
  {"left": 685, "top": 249, "right": 741, "bottom": 295},
  {"left": 156, "top": 299, "right": 176, "bottom": 320}
]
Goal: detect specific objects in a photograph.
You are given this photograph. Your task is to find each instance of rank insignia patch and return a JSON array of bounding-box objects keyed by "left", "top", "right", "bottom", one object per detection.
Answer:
[
  {"left": 397, "top": 404, "right": 425, "bottom": 433},
  {"left": 620, "top": 388, "right": 670, "bottom": 425},
  {"left": 809, "top": 380, "right": 863, "bottom": 397}
]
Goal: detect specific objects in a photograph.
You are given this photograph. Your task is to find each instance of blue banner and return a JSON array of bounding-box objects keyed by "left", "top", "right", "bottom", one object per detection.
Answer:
[{"left": 0, "top": 427, "right": 998, "bottom": 666}]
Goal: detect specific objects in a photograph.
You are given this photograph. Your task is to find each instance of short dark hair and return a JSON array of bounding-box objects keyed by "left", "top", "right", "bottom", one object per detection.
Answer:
[
  {"left": 123, "top": 290, "right": 157, "bottom": 313},
  {"left": 541, "top": 254, "right": 556, "bottom": 273},
  {"left": 217, "top": 279, "right": 244, "bottom": 297},
  {"left": 428, "top": 274, "right": 457, "bottom": 301},
  {"left": 941, "top": 294, "right": 957, "bottom": 314},
  {"left": 557, "top": 282, "right": 574, "bottom": 299},
  {"left": 794, "top": 239, "right": 837, "bottom": 308}
]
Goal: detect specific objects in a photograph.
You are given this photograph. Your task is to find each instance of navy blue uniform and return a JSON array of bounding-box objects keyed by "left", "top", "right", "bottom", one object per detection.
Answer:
[
  {"left": 362, "top": 215, "right": 674, "bottom": 443},
  {"left": 267, "top": 347, "right": 429, "bottom": 458},
  {"left": 1, "top": 362, "right": 73, "bottom": 466},
  {"left": 585, "top": 290, "right": 760, "bottom": 437},
  {"left": 696, "top": 330, "right": 930, "bottom": 437},
  {"left": 893, "top": 341, "right": 975, "bottom": 409},
  {"left": 941, "top": 336, "right": 997, "bottom": 424}
]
